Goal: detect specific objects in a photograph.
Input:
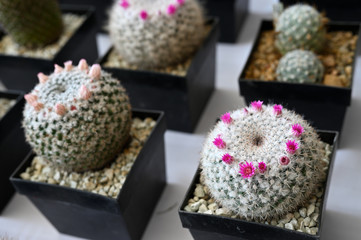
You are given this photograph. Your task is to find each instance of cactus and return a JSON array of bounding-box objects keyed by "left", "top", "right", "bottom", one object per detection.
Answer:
[
  {"left": 0, "top": 0, "right": 63, "bottom": 48},
  {"left": 276, "top": 50, "right": 324, "bottom": 84},
  {"left": 107, "top": 0, "right": 205, "bottom": 69},
  {"left": 200, "top": 101, "right": 327, "bottom": 220},
  {"left": 273, "top": 3, "right": 326, "bottom": 54},
  {"left": 23, "top": 60, "right": 132, "bottom": 172}
]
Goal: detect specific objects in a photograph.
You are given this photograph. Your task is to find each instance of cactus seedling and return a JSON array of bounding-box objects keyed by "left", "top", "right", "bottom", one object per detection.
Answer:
[
  {"left": 200, "top": 102, "right": 327, "bottom": 220},
  {"left": 107, "top": 0, "right": 206, "bottom": 69},
  {"left": 23, "top": 60, "right": 132, "bottom": 172}
]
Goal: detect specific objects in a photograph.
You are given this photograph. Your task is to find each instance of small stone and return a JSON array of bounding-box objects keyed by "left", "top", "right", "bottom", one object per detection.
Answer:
[
  {"left": 190, "top": 202, "right": 201, "bottom": 212},
  {"left": 290, "top": 218, "right": 298, "bottom": 228},
  {"left": 285, "top": 223, "right": 294, "bottom": 230},
  {"left": 324, "top": 74, "right": 343, "bottom": 87},
  {"left": 20, "top": 172, "right": 30, "bottom": 180},
  {"left": 294, "top": 212, "right": 300, "bottom": 219},
  {"left": 277, "top": 223, "right": 284, "bottom": 228},
  {"left": 70, "top": 181, "right": 77, "bottom": 189},
  {"left": 271, "top": 219, "right": 277, "bottom": 226},
  {"left": 53, "top": 171, "right": 61, "bottom": 182},
  {"left": 198, "top": 204, "right": 208, "bottom": 213},
  {"left": 208, "top": 203, "right": 219, "bottom": 211},
  {"left": 307, "top": 204, "right": 315, "bottom": 216},
  {"left": 299, "top": 208, "right": 307, "bottom": 218},
  {"left": 309, "top": 220, "right": 316, "bottom": 227},
  {"left": 184, "top": 205, "right": 192, "bottom": 212},
  {"left": 194, "top": 184, "right": 205, "bottom": 198},
  {"left": 303, "top": 217, "right": 311, "bottom": 227},
  {"left": 215, "top": 208, "right": 232, "bottom": 217},
  {"left": 311, "top": 213, "right": 319, "bottom": 222},
  {"left": 322, "top": 55, "right": 336, "bottom": 67},
  {"left": 204, "top": 210, "right": 213, "bottom": 215},
  {"left": 310, "top": 227, "right": 318, "bottom": 235},
  {"left": 305, "top": 227, "right": 311, "bottom": 234}
]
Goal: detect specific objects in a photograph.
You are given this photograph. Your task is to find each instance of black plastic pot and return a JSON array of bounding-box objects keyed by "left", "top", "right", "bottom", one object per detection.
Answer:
[
  {"left": 179, "top": 130, "right": 338, "bottom": 240},
  {"left": 0, "top": 91, "right": 31, "bottom": 213},
  {"left": 98, "top": 19, "right": 219, "bottom": 133},
  {"left": 58, "top": 0, "right": 113, "bottom": 32},
  {"left": 0, "top": 5, "right": 98, "bottom": 92},
  {"left": 10, "top": 109, "right": 166, "bottom": 240},
  {"left": 203, "top": 0, "right": 248, "bottom": 43},
  {"left": 239, "top": 20, "right": 361, "bottom": 135},
  {"left": 280, "top": 0, "right": 361, "bottom": 22}
]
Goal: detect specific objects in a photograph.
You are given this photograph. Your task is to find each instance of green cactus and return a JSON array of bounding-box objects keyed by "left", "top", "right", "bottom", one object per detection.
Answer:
[
  {"left": 0, "top": 0, "right": 63, "bottom": 48},
  {"left": 276, "top": 50, "right": 324, "bottom": 83},
  {"left": 273, "top": 3, "right": 326, "bottom": 54},
  {"left": 200, "top": 101, "right": 327, "bottom": 220},
  {"left": 23, "top": 60, "right": 132, "bottom": 172},
  {"left": 107, "top": 0, "right": 205, "bottom": 69}
]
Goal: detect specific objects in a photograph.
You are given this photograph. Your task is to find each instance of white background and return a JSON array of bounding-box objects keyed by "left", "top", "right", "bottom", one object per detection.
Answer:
[{"left": 1, "top": 0, "right": 361, "bottom": 239}]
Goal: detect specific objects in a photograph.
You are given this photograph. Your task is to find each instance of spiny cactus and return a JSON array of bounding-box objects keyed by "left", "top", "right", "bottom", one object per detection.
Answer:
[
  {"left": 0, "top": 0, "right": 63, "bottom": 48},
  {"left": 107, "top": 0, "right": 205, "bottom": 69},
  {"left": 200, "top": 101, "right": 327, "bottom": 220},
  {"left": 276, "top": 50, "right": 324, "bottom": 83},
  {"left": 23, "top": 60, "right": 132, "bottom": 172},
  {"left": 273, "top": 3, "right": 326, "bottom": 54}
]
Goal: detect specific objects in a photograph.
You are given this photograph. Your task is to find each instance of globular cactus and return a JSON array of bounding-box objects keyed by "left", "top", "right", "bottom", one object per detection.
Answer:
[
  {"left": 200, "top": 101, "right": 327, "bottom": 220},
  {"left": 276, "top": 50, "right": 324, "bottom": 83},
  {"left": 273, "top": 3, "right": 326, "bottom": 54},
  {"left": 0, "top": 0, "right": 63, "bottom": 48},
  {"left": 107, "top": 0, "right": 205, "bottom": 69},
  {"left": 23, "top": 60, "right": 132, "bottom": 172}
]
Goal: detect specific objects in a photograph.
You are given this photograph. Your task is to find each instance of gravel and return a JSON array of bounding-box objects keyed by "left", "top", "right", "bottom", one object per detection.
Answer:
[{"left": 20, "top": 117, "right": 156, "bottom": 198}]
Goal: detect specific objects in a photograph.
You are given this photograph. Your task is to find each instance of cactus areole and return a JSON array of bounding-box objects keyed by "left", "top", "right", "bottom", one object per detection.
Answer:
[
  {"left": 23, "top": 59, "right": 132, "bottom": 172},
  {"left": 200, "top": 102, "right": 327, "bottom": 220}
]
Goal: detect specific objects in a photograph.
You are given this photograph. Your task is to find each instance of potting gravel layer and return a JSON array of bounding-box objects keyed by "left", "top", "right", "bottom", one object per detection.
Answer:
[
  {"left": 20, "top": 117, "right": 156, "bottom": 198},
  {"left": 0, "top": 14, "right": 86, "bottom": 59},
  {"left": 0, "top": 98, "right": 15, "bottom": 119},
  {"left": 245, "top": 30, "right": 358, "bottom": 87},
  {"left": 184, "top": 143, "right": 333, "bottom": 236}
]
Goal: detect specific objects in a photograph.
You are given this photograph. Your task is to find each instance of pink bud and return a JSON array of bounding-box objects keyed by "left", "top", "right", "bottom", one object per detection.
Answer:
[
  {"left": 55, "top": 103, "right": 67, "bottom": 116},
  {"left": 177, "top": 0, "right": 185, "bottom": 5},
  {"left": 88, "top": 64, "right": 101, "bottom": 80},
  {"left": 78, "top": 59, "right": 88, "bottom": 71},
  {"left": 119, "top": 0, "right": 129, "bottom": 8},
  {"left": 54, "top": 64, "right": 63, "bottom": 73},
  {"left": 79, "top": 85, "right": 92, "bottom": 100},
  {"left": 24, "top": 94, "right": 38, "bottom": 106},
  {"left": 140, "top": 10, "right": 148, "bottom": 20},
  {"left": 167, "top": 4, "right": 177, "bottom": 15},
  {"left": 37, "top": 73, "right": 49, "bottom": 84},
  {"left": 64, "top": 61, "right": 73, "bottom": 71},
  {"left": 33, "top": 102, "right": 44, "bottom": 112}
]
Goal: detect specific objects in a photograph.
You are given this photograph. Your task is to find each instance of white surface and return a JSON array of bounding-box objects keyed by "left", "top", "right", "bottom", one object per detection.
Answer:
[{"left": 1, "top": 1, "right": 361, "bottom": 239}]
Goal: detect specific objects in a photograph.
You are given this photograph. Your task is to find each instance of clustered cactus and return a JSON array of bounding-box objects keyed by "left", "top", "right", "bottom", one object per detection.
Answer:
[
  {"left": 200, "top": 101, "right": 327, "bottom": 220},
  {"left": 23, "top": 60, "right": 132, "bottom": 172},
  {"left": 276, "top": 50, "right": 324, "bottom": 83},
  {"left": 0, "top": 0, "right": 63, "bottom": 48},
  {"left": 107, "top": 0, "right": 205, "bottom": 69},
  {"left": 273, "top": 3, "right": 326, "bottom": 54}
]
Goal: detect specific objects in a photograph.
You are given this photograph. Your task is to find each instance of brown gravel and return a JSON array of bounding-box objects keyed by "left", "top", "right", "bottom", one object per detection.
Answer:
[{"left": 245, "top": 30, "right": 358, "bottom": 87}]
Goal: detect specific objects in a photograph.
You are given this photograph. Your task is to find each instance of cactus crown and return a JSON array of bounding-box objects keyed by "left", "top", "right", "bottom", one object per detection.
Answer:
[
  {"left": 107, "top": 0, "right": 205, "bottom": 69},
  {"left": 276, "top": 50, "right": 324, "bottom": 84},
  {"left": 200, "top": 102, "right": 327, "bottom": 220},
  {"left": 23, "top": 60, "right": 132, "bottom": 172},
  {"left": 0, "top": 0, "right": 63, "bottom": 48},
  {"left": 273, "top": 3, "right": 326, "bottom": 54}
]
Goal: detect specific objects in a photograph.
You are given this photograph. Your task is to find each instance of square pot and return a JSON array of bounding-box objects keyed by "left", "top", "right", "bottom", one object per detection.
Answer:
[
  {"left": 203, "top": 0, "right": 248, "bottom": 43},
  {"left": 280, "top": 0, "right": 361, "bottom": 22},
  {"left": 10, "top": 109, "right": 166, "bottom": 240},
  {"left": 58, "top": 0, "right": 113, "bottom": 32},
  {"left": 0, "top": 90, "right": 31, "bottom": 213},
  {"left": 239, "top": 20, "right": 361, "bottom": 135},
  {"left": 98, "top": 19, "right": 219, "bottom": 133},
  {"left": 0, "top": 4, "right": 98, "bottom": 92},
  {"left": 179, "top": 130, "right": 338, "bottom": 240}
]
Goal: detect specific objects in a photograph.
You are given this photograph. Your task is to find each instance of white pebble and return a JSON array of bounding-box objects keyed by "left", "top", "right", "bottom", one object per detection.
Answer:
[
  {"left": 208, "top": 203, "right": 219, "bottom": 211},
  {"left": 194, "top": 184, "right": 205, "bottom": 198},
  {"left": 285, "top": 223, "right": 294, "bottom": 230},
  {"left": 307, "top": 204, "right": 315, "bottom": 216},
  {"left": 198, "top": 204, "right": 208, "bottom": 213},
  {"left": 299, "top": 208, "right": 307, "bottom": 218}
]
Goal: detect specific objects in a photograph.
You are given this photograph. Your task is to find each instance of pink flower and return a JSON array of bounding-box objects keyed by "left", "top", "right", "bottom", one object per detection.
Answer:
[
  {"left": 286, "top": 140, "right": 299, "bottom": 154},
  {"left": 167, "top": 4, "right": 177, "bottom": 15},
  {"left": 251, "top": 100, "right": 263, "bottom": 111},
  {"left": 119, "top": 0, "right": 129, "bottom": 9},
  {"left": 177, "top": 0, "right": 185, "bottom": 5},
  {"left": 222, "top": 153, "right": 233, "bottom": 164},
  {"left": 242, "top": 108, "right": 248, "bottom": 115},
  {"left": 221, "top": 112, "right": 232, "bottom": 124},
  {"left": 258, "top": 161, "right": 267, "bottom": 173},
  {"left": 292, "top": 124, "right": 304, "bottom": 137},
  {"left": 273, "top": 104, "right": 283, "bottom": 116},
  {"left": 239, "top": 162, "right": 255, "bottom": 179},
  {"left": 140, "top": 10, "right": 148, "bottom": 20},
  {"left": 279, "top": 156, "right": 290, "bottom": 165},
  {"left": 213, "top": 135, "right": 226, "bottom": 149}
]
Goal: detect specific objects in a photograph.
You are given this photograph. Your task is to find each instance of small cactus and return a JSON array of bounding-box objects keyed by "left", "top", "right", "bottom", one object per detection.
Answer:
[
  {"left": 273, "top": 3, "right": 326, "bottom": 54},
  {"left": 107, "top": 0, "right": 205, "bottom": 69},
  {"left": 276, "top": 50, "right": 324, "bottom": 84},
  {"left": 0, "top": 0, "right": 63, "bottom": 48},
  {"left": 200, "top": 101, "right": 327, "bottom": 220},
  {"left": 23, "top": 59, "right": 132, "bottom": 172}
]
